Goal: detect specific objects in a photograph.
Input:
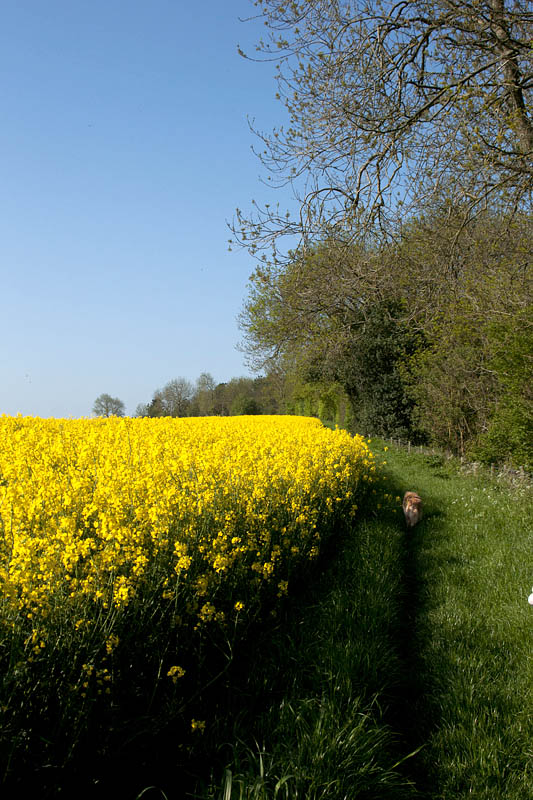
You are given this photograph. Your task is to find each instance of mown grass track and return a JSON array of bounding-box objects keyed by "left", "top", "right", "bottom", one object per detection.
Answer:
[
  {"left": 189, "top": 441, "right": 533, "bottom": 800},
  {"left": 382, "top": 443, "right": 533, "bottom": 800}
]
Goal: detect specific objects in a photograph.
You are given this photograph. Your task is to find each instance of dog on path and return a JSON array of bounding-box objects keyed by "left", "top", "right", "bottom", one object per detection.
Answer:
[{"left": 402, "top": 491, "right": 423, "bottom": 528}]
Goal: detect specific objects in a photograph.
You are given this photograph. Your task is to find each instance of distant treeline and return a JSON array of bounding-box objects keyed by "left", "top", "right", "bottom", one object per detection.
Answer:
[{"left": 134, "top": 374, "right": 281, "bottom": 419}]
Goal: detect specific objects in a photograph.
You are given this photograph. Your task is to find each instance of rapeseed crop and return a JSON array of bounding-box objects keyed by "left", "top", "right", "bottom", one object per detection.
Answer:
[{"left": 0, "top": 414, "right": 376, "bottom": 784}]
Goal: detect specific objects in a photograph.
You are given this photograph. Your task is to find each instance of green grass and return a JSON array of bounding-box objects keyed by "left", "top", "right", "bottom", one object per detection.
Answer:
[
  {"left": 184, "top": 442, "right": 533, "bottom": 800},
  {"left": 191, "top": 511, "right": 418, "bottom": 799},
  {"left": 383, "top": 444, "right": 533, "bottom": 799}
]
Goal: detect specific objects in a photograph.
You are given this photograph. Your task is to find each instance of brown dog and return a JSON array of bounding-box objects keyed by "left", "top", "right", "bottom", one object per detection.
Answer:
[{"left": 402, "top": 491, "right": 422, "bottom": 528}]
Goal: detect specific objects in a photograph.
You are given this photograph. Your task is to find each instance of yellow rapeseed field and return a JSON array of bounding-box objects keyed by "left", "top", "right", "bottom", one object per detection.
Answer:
[
  {"left": 0, "top": 414, "right": 376, "bottom": 773},
  {"left": 0, "top": 415, "right": 374, "bottom": 625}
]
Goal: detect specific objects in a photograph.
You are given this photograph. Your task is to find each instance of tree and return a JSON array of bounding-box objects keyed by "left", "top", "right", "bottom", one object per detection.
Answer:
[
  {"left": 152, "top": 378, "right": 193, "bottom": 417},
  {"left": 93, "top": 393, "right": 125, "bottom": 417},
  {"left": 234, "top": 0, "right": 533, "bottom": 255},
  {"left": 207, "top": 376, "right": 281, "bottom": 416},
  {"left": 395, "top": 210, "right": 533, "bottom": 452},
  {"left": 192, "top": 372, "right": 217, "bottom": 416},
  {"left": 217, "top": 377, "right": 262, "bottom": 416},
  {"left": 239, "top": 239, "right": 399, "bottom": 377},
  {"left": 230, "top": 394, "right": 262, "bottom": 415},
  {"left": 134, "top": 402, "right": 150, "bottom": 417},
  {"left": 239, "top": 207, "right": 532, "bottom": 451}
]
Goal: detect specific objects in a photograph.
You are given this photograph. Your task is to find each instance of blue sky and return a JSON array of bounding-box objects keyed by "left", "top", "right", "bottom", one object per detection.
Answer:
[{"left": 1, "top": 1, "right": 289, "bottom": 417}]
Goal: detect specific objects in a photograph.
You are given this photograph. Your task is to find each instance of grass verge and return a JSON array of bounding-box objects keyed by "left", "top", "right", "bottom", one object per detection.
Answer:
[{"left": 380, "top": 443, "right": 533, "bottom": 799}]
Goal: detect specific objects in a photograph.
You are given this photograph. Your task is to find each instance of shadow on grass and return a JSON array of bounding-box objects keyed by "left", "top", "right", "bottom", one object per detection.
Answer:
[{"left": 177, "top": 500, "right": 430, "bottom": 799}]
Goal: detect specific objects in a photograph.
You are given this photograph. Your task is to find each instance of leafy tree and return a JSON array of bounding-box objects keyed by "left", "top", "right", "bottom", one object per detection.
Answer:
[
  {"left": 232, "top": 0, "right": 533, "bottom": 462},
  {"left": 135, "top": 395, "right": 165, "bottom": 418},
  {"left": 134, "top": 402, "right": 150, "bottom": 418},
  {"left": 154, "top": 378, "right": 193, "bottom": 417},
  {"left": 403, "top": 310, "right": 497, "bottom": 453},
  {"left": 137, "top": 378, "right": 193, "bottom": 418},
  {"left": 192, "top": 372, "right": 216, "bottom": 416},
  {"left": 215, "top": 377, "right": 264, "bottom": 416},
  {"left": 471, "top": 308, "right": 533, "bottom": 468},
  {"left": 239, "top": 240, "right": 388, "bottom": 373},
  {"left": 242, "top": 248, "right": 423, "bottom": 436},
  {"left": 204, "top": 375, "right": 281, "bottom": 417},
  {"left": 287, "top": 379, "right": 352, "bottom": 427},
  {"left": 396, "top": 210, "right": 532, "bottom": 453},
  {"left": 235, "top": 0, "right": 533, "bottom": 255},
  {"left": 337, "top": 301, "right": 425, "bottom": 440},
  {"left": 92, "top": 393, "right": 125, "bottom": 417},
  {"left": 240, "top": 208, "right": 532, "bottom": 454},
  {"left": 239, "top": 240, "right": 422, "bottom": 434},
  {"left": 230, "top": 395, "right": 262, "bottom": 415}
]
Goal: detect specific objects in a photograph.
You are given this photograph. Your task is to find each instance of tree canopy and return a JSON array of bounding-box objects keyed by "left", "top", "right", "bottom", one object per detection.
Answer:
[
  {"left": 93, "top": 394, "right": 125, "bottom": 417},
  {"left": 234, "top": 0, "right": 533, "bottom": 255}
]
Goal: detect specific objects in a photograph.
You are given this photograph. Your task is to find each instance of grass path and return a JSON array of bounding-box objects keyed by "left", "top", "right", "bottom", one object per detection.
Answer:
[
  {"left": 385, "top": 444, "right": 533, "bottom": 799},
  {"left": 184, "top": 442, "right": 533, "bottom": 800}
]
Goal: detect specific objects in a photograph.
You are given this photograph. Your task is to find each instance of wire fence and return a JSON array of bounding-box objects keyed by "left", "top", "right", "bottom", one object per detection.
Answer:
[{"left": 380, "top": 437, "right": 532, "bottom": 488}]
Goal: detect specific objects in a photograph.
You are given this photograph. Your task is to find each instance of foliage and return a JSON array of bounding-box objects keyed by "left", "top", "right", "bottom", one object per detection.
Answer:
[
  {"left": 335, "top": 300, "right": 424, "bottom": 440},
  {"left": 470, "top": 307, "right": 533, "bottom": 468},
  {"left": 402, "top": 307, "right": 497, "bottom": 454},
  {"left": 232, "top": 0, "right": 533, "bottom": 466},
  {"left": 92, "top": 392, "right": 125, "bottom": 417},
  {"left": 240, "top": 209, "right": 532, "bottom": 463},
  {"left": 136, "top": 374, "right": 282, "bottom": 418},
  {"left": 191, "top": 372, "right": 217, "bottom": 416},
  {"left": 240, "top": 243, "right": 426, "bottom": 440},
  {"left": 214, "top": 376, "right": 280, "bottom": 416},
  {"left": 234, "top": 0, "right": 533, "bottom": 254},
  {"left": 140, "top": 377, "right": 194, "bottom": 417}
]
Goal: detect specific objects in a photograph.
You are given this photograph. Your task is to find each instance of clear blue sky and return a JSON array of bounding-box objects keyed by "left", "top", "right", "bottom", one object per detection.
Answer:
[{"left": 1, "top": 1, "right": 288, "bottom": 417}]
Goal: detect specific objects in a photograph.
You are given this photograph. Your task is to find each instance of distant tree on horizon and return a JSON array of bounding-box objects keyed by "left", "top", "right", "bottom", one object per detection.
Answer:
[
  {"left": 136, "top": 378, "right": 194, "bottom": 418},
  {"left": 93, "top": 393, "right": 125, "bottom": 417},
  {"left": 193, "top": 372, "right": 216, "bottom": 416}
]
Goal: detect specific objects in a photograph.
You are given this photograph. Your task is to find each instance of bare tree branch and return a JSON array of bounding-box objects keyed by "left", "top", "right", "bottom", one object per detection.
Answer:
[{"left": 232, "top": 0, "right": 533, "bottom": 257}]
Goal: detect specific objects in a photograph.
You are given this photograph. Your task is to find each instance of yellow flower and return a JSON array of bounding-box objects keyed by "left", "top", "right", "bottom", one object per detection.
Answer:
[
  {"left": 167, "top": 665, "right": 186, "bottom": 683},
  {"left": 105, "top": 634, "right": 120, "bottom": 655},
  {"left": 0, "top": 413, "right": 379, "bottom": 709}
]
